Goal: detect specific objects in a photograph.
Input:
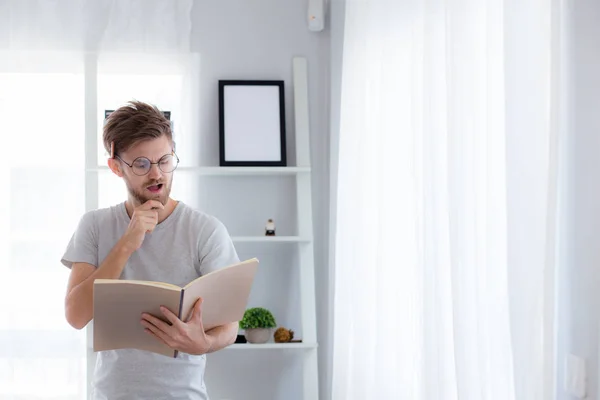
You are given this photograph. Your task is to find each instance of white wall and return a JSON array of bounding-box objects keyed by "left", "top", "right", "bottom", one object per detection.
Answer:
[
  {"left": 557, "top": 0, "right": 600, "bottom": 399},
  {"left": 189, "top": 1, "right": 331, "bottom": 399}
]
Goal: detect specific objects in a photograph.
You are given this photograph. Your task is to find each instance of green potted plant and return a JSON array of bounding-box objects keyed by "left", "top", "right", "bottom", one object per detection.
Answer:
[{"left": 239, "top": 307, "right": 277, "bottom": 344}]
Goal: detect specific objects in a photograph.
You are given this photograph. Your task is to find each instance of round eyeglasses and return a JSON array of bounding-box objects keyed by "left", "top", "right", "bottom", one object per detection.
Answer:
[{"left": 115, "top": 153, "right": 179, "bottom": 176}]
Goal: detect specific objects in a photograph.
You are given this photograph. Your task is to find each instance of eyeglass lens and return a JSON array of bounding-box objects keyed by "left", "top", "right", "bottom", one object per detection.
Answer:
[{"left": 132, "top": 154, "right": 178, "bottom": 175}]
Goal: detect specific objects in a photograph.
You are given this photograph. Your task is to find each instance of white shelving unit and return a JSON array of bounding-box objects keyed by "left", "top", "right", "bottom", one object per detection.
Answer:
[
  {"left": 207, "top": 57, "right": 320, "bottom": 399},
  {"left": 83, "top": 56, "right": 319, "bottom": 399},
  {"left": 232, "top": 236, "right": 312, "bottom": 243},
  {"left": 225, "top": 342, "right": 318, "bottom": 351},
  {"left": 289, "top": 56, "right": 320, "bottom": 400},
  {"left": 87, "top": 166, "right": 311, "bottom": 175}
]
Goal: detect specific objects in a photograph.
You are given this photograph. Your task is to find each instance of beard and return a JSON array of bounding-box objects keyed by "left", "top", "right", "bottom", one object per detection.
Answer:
[{"left": 124, "top": 174, "right": 173, "bottom": 206}]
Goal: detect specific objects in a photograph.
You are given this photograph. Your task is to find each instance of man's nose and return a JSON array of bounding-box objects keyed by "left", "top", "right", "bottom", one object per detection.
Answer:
[{"left": 147, "top": 164, "right": 162, "bottom": 180}]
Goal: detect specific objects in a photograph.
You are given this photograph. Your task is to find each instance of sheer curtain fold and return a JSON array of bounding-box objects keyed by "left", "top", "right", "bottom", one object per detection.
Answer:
[
  {"left": 331, "top": 1, "right": 558, "bottom": 399},
  {"left": 0, "top": 1, "right": 193, "bottom": 399},
  {"left": 0, "top": 0, "right": 192, "bottom": 51}
]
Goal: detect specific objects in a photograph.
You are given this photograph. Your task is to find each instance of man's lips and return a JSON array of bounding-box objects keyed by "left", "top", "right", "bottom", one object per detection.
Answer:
[{"left": 147, "top": 183, "right": 163, "bottom": 193}]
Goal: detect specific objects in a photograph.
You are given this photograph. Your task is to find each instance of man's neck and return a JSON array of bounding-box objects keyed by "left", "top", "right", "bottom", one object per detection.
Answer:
[{"left": 125, "top": 197, "right": 178, "bottom": 224}]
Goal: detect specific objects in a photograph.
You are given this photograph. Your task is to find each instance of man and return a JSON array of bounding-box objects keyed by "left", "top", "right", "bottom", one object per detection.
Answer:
[{"left": 61, "top": 100, "right": 240, "bottom": 399}]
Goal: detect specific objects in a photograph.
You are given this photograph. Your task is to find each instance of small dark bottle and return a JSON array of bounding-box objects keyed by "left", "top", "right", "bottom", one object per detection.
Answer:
[{"left": 265, "top": 219, "right": 276, "bottom": 236}]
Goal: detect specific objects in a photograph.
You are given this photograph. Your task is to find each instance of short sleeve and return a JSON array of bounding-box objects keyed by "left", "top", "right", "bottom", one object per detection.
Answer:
[
  {"left": 61, "top": 211, "right": 99, "bottom": 269},
  {"left": 198, "top": 218, "right": 240, "bottom": 275}
]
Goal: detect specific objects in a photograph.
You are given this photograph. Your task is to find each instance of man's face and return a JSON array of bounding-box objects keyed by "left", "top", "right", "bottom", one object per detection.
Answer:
[{"left": 118, "top": 135, "right": 175, "bottom": 206}]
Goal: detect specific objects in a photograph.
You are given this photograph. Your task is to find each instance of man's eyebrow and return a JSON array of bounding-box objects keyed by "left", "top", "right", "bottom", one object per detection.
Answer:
[{"left": 131, "top": 152, "right": 172, "bottom": 160}]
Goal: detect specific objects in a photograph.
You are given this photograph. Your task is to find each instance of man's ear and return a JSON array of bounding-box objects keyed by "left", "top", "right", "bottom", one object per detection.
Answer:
[{"left": 108, "top": 158, "right": 124, "bottom": 177}]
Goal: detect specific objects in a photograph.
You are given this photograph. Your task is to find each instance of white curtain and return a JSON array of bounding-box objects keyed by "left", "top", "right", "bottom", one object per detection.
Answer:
[
  {"left": 331, "top": 0, "right": 559, "bottom": 399},
  {"left": 0, "top": 1, "right": 194, "bottom": 399}
]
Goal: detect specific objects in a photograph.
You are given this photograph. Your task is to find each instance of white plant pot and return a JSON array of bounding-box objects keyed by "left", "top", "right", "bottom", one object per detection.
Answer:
[{"left": 244, "top": 328, "right": 271, "bottom": 344}]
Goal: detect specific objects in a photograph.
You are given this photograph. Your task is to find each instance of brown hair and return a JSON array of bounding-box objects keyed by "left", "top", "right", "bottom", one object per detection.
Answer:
[{"left": 103, "top": 100, "right": 173, "bottom": 157}]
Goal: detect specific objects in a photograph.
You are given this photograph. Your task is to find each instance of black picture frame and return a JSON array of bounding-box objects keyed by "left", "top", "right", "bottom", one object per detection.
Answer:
[{"left": 219, "top": 80, "right": 287, "bottom": 167}]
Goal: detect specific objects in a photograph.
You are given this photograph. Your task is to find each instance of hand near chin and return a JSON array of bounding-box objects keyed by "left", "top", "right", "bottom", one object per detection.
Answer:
[{"left": 121, "top": 200, "right": 164, "bottom": 251}]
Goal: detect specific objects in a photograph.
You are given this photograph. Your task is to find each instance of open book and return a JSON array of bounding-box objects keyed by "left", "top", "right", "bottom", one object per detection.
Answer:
[{"left": 93, "top": 258, "right": 259, "bottom": 358}]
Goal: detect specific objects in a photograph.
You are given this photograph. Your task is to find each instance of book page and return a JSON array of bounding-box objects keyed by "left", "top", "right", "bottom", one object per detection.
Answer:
[
  {"left": 94, "top": 279, "right": 181, "bottom": 290},
  {"left": 180, "top": 258, "right": 259, "bottom": 331},
  {"left": 93, "top": 282, "right": 182, "bottom": 357}
]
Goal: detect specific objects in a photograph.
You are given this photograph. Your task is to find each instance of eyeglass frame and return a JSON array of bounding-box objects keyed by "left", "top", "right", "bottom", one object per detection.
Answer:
[{"left": 113, "top": 151, "right": 180, "bottom": 176}]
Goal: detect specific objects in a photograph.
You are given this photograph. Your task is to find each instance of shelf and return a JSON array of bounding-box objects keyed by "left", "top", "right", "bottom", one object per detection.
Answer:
[
  {"left": 84, "top": 343, "right": 318, "bottom": 352},
  {"left": 224, "top": 342, "right": 317, "bottom": 350},
  {"left": 10, "top": 233, "right": 310, "bottom": 244},
  {"left": 87, "top": 166, "right": 311, "bottom": 176},
  {"left": 231, "top": 236, "right": 311, "bottom": 243},
  {"left": 183, "top": 166, "right": 311, "bottom": 176}
]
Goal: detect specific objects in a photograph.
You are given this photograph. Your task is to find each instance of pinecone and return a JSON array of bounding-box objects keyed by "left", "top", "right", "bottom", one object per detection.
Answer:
[{"left": 274, "top": 327, "right": 294, "bottom": 343}]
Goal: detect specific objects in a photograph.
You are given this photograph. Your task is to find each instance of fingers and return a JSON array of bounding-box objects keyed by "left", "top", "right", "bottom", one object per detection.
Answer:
[
  {"left": 137, "top": 219, "right": 156, "bottom": 234},
  {"left": 138, "top": 200, "right": 165, "bottom": 211},
  {"left": 139, "top": 215, "right": 158, "bottom": 226},
  {"left": 159, "top": 306, "right": 183, "bottom": 329},
  {"left": 135, "top": 214, "right": 159, "bottom": 233},
  {"left": 191, "top": 298, "right": 204, "bottom": 323},
  {"left": 141, "top": 313, "right": 173, "bottom": 333},
  {"left": 135, "top": 212, "right": 159, "bottom": 223},
  {"left": 136, "top": 214, "right": 157, "bottom": 224},
  {"left": 143, "top": 322, "right": 173, "bottom": 348}
]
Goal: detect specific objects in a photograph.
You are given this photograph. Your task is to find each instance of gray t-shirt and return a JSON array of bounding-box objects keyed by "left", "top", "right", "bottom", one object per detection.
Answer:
[{"left": 61, "top": 201, "right": 239, "bottom": 400}]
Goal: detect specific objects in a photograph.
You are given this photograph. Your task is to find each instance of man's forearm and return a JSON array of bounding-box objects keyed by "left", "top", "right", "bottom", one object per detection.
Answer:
[
  {"left": 205, "top": 322, "right": 239, "bottom": 353},
  {"left": 65, "top": 239, "right": 134, "bottom": 329}
]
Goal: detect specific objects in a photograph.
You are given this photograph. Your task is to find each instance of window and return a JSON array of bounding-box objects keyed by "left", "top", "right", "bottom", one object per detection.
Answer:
[
  {"left": 96, "top": 53, "right": 200, "bottom": 208},
  {"left": 0, "top": 72, "right": 87, "bottom": 399},
  {"left": 0, "top": 52, "right": 198, "bottom": 399}
]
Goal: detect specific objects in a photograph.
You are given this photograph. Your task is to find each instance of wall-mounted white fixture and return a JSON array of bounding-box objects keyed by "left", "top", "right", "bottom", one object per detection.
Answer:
[
  {"left": 308, "top": 0, "right": 325, "bottom": 31},
  {"left": 565, "top": 353, "right": 586, "bottom": 398}
]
